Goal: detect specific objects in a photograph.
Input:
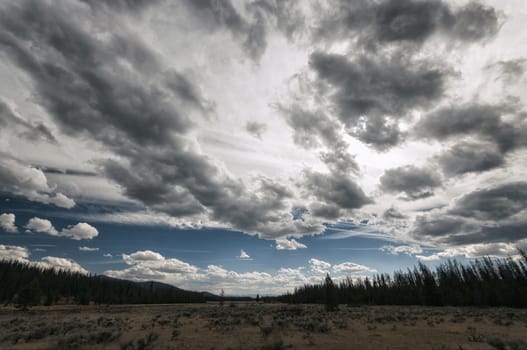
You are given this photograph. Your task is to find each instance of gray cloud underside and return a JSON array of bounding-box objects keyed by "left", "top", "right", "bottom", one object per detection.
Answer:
[
  {"left": 314, "top": 0, "right": 499, "bottom": 47},
  {"left": 436, "top": 141, "right": 505, "bottom": 176},
  {"left": 181, "top": 0, "right": 267, "bottom": 62},
  {"left": 380, "top": 165, "right": 442, "bottom": 200},
  {"left": 0, "top": 0, "right": 522, "bottom": 248},
  {"left": 416, "top": 103, "right": 527, "bottom": 176},
  {"left": 281, "top": 104, "right": 360, "bottom": 175},
  {"left": 416, "top": 104, "right": 527, "bottom": 153},
  {"left": 309, "top": 52, "right": 448, "bottom": 150},
  {"left": 0, "top": 0, "right": 335, "bottom": 239},
  {"left": 0, "top": 98, "right": 56, "bottom": 143},
  {"left": 279, "top": 0, "right": 501, "bottom": 151},
  {"left": 303, "top": 170, "right": 372, "bottom": 211},
  {"left": 245, "top": 121, "right": 267, "bottom": 139},
  {"left": 412, "top": 182, "right": 527, "bottom": 245}
]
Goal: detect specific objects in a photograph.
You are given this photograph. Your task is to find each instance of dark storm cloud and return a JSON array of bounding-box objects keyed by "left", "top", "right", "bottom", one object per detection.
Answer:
[
  {"left": 281, "top": 104, "right": 360, "bottom": 174},
  {"left": 437, "top": 141, "right": 505, "bottom": 176},
  {"left": 415, "top": 103, "right": 527, "bottom": 153},
  {"left": 314, "top": 0, "right": 499, "bottom": 46},
  {"left": 298, "top": 0, "right": 500, "bottom": 151},
  {"left": 246, "top": 0, "right": 306, "bottom": 40},
  {"left": 487, "top": 58, "right": 527, "bottom": 83},
  {"left": 303, "top": 171, "right": 372, "bottom": 210},
  {"left": 79, "top": 0, "right": 159, "bottom": 12},
  {"left": 0, "top": 99, "right": 56, "bottom": 144},
  {"left": 411, "top": 182, "right": 527, "bottom": 245},
  {"left": 411, "top": 214, "right": 527, "bottom": 246},
  {"left": 374, "top": 0, "right": 445, "bottom": 43},
  {"left": 308, "top": 202, "right": 342, "bottom": 220},
  {"left": 310, "top": 52, "right": 446, "bottom": 119},
  {"left": 0, "top": 1, "right": 196, "bottom": 149},
  {"left": 281, "top": 105, "right": 368, "bottom": 213},
  {"left": 319, "top": 147, "right": 359, "bottom": 175},
  {"left": 309, "top": 52, "right": 448, "bottom": 149},
  {"left": 382, "top": 207, "right": 407, "bottom": 220},
  {"left": 0, "top": 0, "right": 320, "bottom": 238},
  {"left": 164, "top": 72, "right": 215, "bottom": 114},
  {"left": 352, "top": 115, "right": 404, "bottom": 152},
  {"left": 41, "top": 167, "right": 97, "bottom": 177},
  {"left": 182, "top": 0, "right": 268, "bottom": 61},
  {"left": 444, "top": 2, "right": 500, "bottom": 42},
  {"left": 281, "top": 104, "right": 342, "bottom": 150},
  {"left": 245, "top": 121, "right": 267, "bottom": 139},
  {"left": 412, "top": 214, "right": 473, "bottom": 238},
  {"left": 380, "top": 165, "right": 442, "bottom": 200},
  {"left": 450, "top": 182, "right": 527, "bottom": 221}
]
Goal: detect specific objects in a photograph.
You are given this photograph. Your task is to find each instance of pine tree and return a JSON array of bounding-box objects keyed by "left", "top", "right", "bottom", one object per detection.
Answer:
[
  {"left": 324, "top": 274, "right": 338, "bottom": 311},
  {"left": 17, "top": 279, "right": 42, "bottom": 310}
]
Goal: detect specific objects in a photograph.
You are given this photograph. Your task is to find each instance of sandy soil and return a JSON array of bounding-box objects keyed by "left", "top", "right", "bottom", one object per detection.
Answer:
[{"left": 0, "top": 303, "right": 526, "bottom": 349}]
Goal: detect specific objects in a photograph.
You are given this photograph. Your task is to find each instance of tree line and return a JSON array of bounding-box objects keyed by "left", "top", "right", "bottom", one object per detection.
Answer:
[
  {"left": 0, "top": 260, "right": 213, "bottom": 307},
  {"left": 277, "top": 251, "right": 527, "bottom": 308}
]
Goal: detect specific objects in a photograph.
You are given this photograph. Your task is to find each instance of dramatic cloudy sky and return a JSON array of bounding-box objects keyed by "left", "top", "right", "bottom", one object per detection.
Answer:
[{"left": 1, "top": 0, "right": 527, "bottom": 295}]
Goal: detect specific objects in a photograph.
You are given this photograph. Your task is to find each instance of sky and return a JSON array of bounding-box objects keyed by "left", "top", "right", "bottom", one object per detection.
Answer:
[{"left": 0, "top": 0, "right": 527, "bottom": 296}]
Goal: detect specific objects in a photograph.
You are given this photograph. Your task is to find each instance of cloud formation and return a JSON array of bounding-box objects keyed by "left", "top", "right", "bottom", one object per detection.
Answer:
[
  {"left": 275, "top": 238, "right": 307, "bottom": 251},
  {"left": 245, "top": 121, "right": 267, "bottom": 139},
  {"left": 380, "top": 244, "right": 423, "bottom": 255},
  {"left": 380, "top": 165, "right": 442, "bottom": 200},
  {"left": 25, "top": 217, "right": 99, "bottom": 240},
  {"left": 0, "top": 158, "right": 75, "bottom": 208},
  {"left": 0, "top": 244, "right": 87, "bottom": 273},
  {"left": 308, "top": 52, "right": 448, "bottom": 150},
  {"left": 0, "top": 213, "right": 17, "bottom": 233},
  {"left": 314, "top": 0, "right": 500, "bottom": 46},
  {"left": 0, "top": 98, "right": 56, "bottom": 143},
  {"left": 79, "top": 246, "right": 99, "bottom": 252},
  {"left": 410, "top": 182, "right": 527, "bottom": 246},
  {"left": 239, "top": 249, "right": 251, "bottom": 260},
  {"left": 0, "top": 0, "right": 328, "bottom": 239},
  {"left": 106, "top": 250, "right": 376, "bottom": 294},
  {"left": 0, "top": 0, "right": 523, "bottom": 269}
]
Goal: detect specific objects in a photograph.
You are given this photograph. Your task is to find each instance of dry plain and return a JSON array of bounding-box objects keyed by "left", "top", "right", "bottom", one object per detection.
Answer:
[{"left": 1, "top": 303, "right": 526, "bottom": 349}]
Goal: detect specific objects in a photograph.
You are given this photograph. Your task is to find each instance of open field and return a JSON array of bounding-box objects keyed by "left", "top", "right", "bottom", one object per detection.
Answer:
[{"left": 1, "top": 303, "right": 527, "bottom": 349}]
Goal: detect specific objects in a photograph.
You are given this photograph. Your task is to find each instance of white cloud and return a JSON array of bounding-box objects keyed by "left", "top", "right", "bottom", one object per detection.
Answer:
[
  {"left": 417, "top": 240, "right": 527, "bottom": 261},
  {"left": 103, "top": 253, "right": 113, "bottom": 258},
  {"left": 104, "top": 250, "right": 376, "bottom": 295},
  {"left": 239, "top": 249, "right": 251, "bottom": 260},
  {"left": 0, "top": 158, "right": 75, "bottom": 208},
  {"left": 416, "top": 254, "right": 441, "bottom": 261},
  {"left": 79, "top": 246, "right": 99, "bottom": 252},
  {"left": 122, "top": 250, "right": 198, "bottom": 274},
  {"left": 60, "top": 223, "right": 98, "bottom": 240},
  {"left": 0, "top": 244, "right": 87, "bottom": 274},
  {"left": 39, "top": 256, "right": 88, "bottom": 274},
  {"left": 333, "top": 262, "right": 376, "bottom": 273},
  {"left": 0, "top": 213, "right": 17, "bottom": 233},
  {"left": 25, "top": 217, "right": 58, "bottom": 235},
  {"left": 25, "top": 217, "right": 98, "bottom": 240},
  {"left": 309, "top": 258, "right": 332, "bottom": 276},
  {"left": 123, "top": 250, "right": 164, "bottom": 263},
  {"left": 275, "top": 238, "right": 307, "bottom": 250},
  {"left": 381, "top": 244, "right": 423, "bottom": 255},
  {"left": 0, "top": 244, "right": 30, "bottom": 261}
]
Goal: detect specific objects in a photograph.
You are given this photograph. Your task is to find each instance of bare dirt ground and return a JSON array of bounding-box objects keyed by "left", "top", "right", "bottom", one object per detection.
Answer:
[{"left": 1, "top": 303, "right": 526, "bottom": 349}]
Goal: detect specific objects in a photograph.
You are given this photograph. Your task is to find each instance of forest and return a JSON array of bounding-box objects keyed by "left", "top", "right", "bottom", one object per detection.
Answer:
[
  {"left": 277, "top": 251, "right": 527, "bottom": 308},
  {"left": 3, "top": 251, "right": 527, "bottom": 308},
  {"left": 0, "top": 260, "right": 220, "bottom": 306}
]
